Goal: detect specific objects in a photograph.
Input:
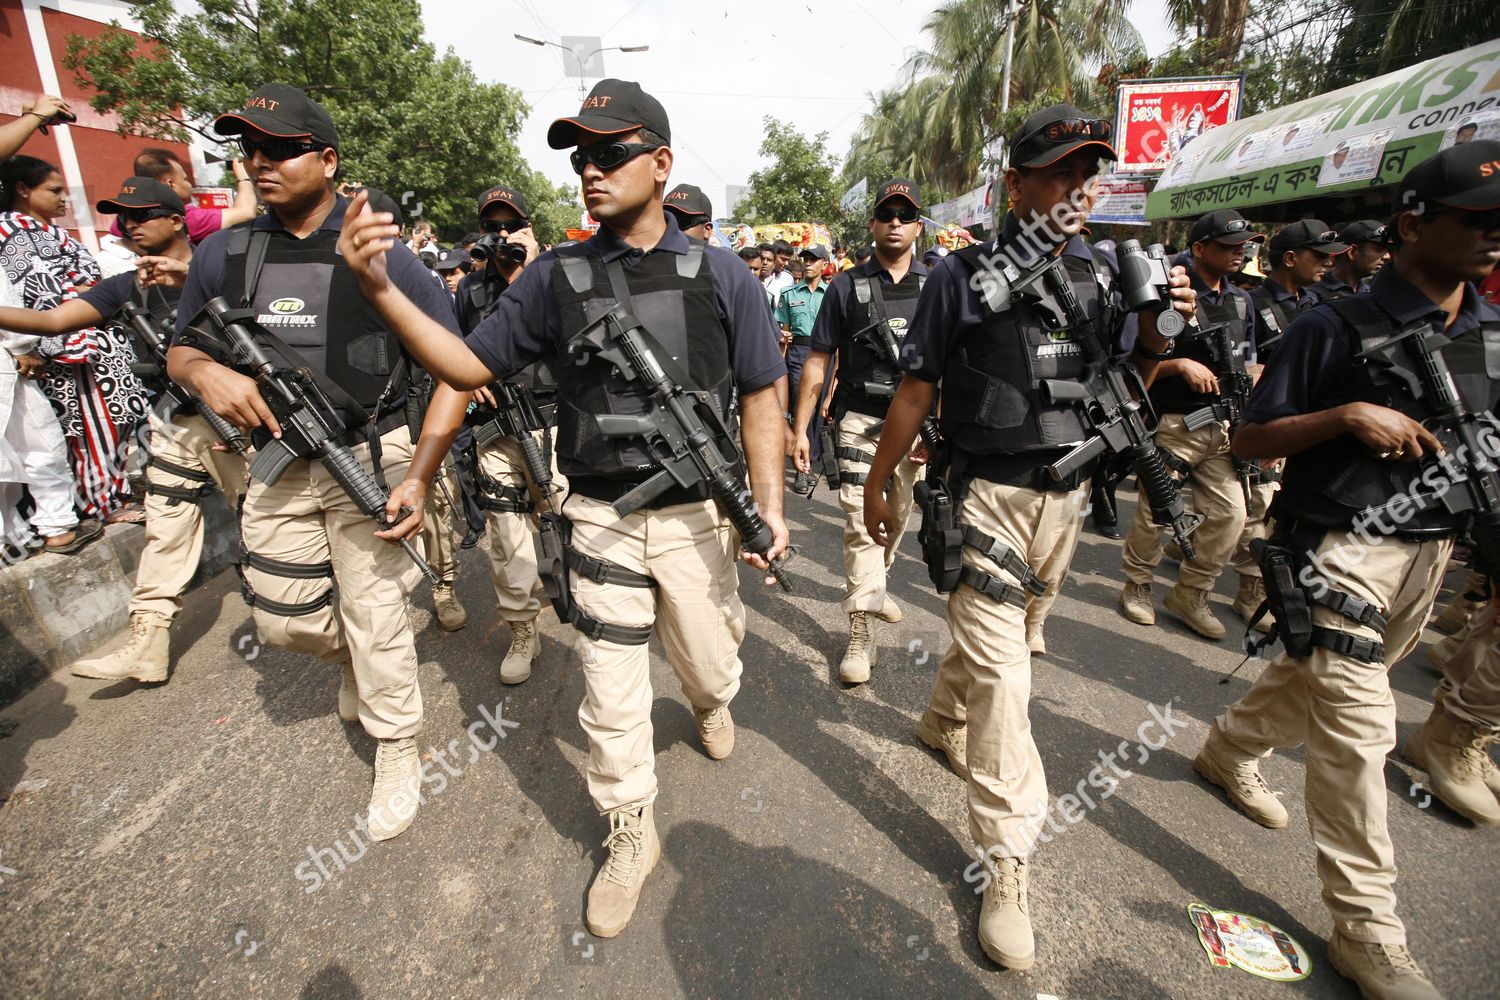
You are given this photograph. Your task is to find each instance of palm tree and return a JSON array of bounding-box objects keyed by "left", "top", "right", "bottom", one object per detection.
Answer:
[{"left": 844, "top": 0, "right": 1142, "bottom": 199}]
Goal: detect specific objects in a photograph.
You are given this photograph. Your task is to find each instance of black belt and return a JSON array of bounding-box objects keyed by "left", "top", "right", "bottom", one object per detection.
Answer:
[
  {"left": 840, "top": 395, "right": 893, "bottom": 419},
  {"left": 962, "top": 451, "right": 1090, "bottom": 493},
  {"left": 568, "top": 475, "right": 712, "bottom": 510}
]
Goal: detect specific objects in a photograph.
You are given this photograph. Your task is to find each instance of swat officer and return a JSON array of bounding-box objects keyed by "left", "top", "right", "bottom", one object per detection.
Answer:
[
  {"left": 662, "top": 183, "right": 713, "bottom": 241},
  {"left": 337, "top": 79, "right": 788, "bottom": 941},
  {"left": 1319, "top": 219, "right": 1392, "bottom": 301},
  {"left": 790, "top": 180, "right": 926, "bottom": 682},
  {"left": 165, "top": 84, "right": 462, "bottom": 843},
  {"left": 1195, "top": 141, "right": 1500, "bottom": 1000},
  {"left": 0, "top": 176, "right": 248, "bottom": 684},
  {"left": 1119, "top": 209, "right": 1258, "bottom": 641},
  {"left": 862, "top": 105, "right": 1194, "bottom": 970},
  {"left": 450, "top": 183, "right": 558, "bottom": 680}
]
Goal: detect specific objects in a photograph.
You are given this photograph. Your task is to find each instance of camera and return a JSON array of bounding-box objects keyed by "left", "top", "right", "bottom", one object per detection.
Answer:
[
  {"left": 36, "top": 108, "right": 77, "bottom": 135},
  {"left": 1116, "top": 240, "right": 1184, "bottom": 338},
  {"left": 471, "top": 233, "right": 528, "bottom": 266}
]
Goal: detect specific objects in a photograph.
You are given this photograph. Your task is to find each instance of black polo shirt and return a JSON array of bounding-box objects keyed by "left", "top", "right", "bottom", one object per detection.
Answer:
[{"left": 810, "top": 253, "right": 929, "bottom": 355}]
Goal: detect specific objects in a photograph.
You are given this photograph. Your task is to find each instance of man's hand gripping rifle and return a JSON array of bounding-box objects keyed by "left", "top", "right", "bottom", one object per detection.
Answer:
[
  {"left": 1181, "top": 314, "right": 1259, "bottom": 504},
  {"left": 183, "top": 297, "right": 439, "bottom": 583}
]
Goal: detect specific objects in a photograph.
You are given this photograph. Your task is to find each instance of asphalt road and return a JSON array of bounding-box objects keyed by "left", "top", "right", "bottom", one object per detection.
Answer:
[{"left": 1, "top": 481, "right": 1497, "bottom": 999}]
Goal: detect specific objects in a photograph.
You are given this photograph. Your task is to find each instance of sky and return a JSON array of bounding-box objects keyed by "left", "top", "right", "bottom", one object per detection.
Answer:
[{"left": 418, "top": 0, "right": 1179, "bottom": 210}]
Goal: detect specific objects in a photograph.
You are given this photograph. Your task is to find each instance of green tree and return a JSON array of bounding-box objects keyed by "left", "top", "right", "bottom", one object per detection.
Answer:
[
  {"left": 515, "top": 168, "right": 580, "bottom": 248},
  {"left": 741, "top": 119, "right": 842, "bottom": 225},
  {"left": 1322, "top": 0, "right": 1500, "bottom": 91},
  {"left": 63, "top": 0, "right": 534, "bottom": 235}
]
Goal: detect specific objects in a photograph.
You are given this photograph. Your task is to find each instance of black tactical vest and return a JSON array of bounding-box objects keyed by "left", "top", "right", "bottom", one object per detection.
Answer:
[
  {"left": 1279, "top": 297, "right": 1500, "bottom": 532},
  {"left": 114, "top": 280, "right": 181, "bottom": 395},
  {"left": 462, "top": 267, "right": 557, "bottom": 396},
  {"left": 837, "top": 271, "right": 924, "bottom": 417},
  {"left": 1151, "top": 291, "right": 1251, "bottom": 414},
  {"left": 550, "top": 242, "right": 732, "bottom": 479},
  {"left": 940, "top": 246, "right": 1115, "bottom": 456},
  {"left": 222, "top": 226, "right": 404, "bottom": 412}
]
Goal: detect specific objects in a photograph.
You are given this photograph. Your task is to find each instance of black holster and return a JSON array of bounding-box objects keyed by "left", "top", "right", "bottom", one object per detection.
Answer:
[{"left": 916, "top": 477, "right": 964, "bottom": 593}]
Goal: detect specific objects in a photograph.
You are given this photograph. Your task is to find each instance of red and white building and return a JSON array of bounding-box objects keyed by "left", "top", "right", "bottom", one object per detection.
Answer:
[{"left": 1, "top": 0, "right": 196, "bottom": 250}]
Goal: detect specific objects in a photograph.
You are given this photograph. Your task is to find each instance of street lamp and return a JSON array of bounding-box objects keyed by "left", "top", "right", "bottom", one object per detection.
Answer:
[{"left": 513, "top": 34, "right": 651, "bottom": 97}]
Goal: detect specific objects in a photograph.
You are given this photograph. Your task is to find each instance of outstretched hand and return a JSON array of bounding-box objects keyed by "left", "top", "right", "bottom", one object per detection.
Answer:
[{"left": 337, "top": 191, "right": 402, "bottom": 298}]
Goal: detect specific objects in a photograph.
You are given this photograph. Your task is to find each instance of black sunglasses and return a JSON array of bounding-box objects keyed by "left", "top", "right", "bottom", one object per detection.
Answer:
[
  {"left": 569, "top": 141, "right": 663, "bottom": 175},
  {"left": 1014, "top": 117, "right": 1112, "bottom": 160},
  {"left": 874, "top": 205, "right": 920, "bottom": 224},
  {"left": 1205, "top": 218, "right": 1257, "bottom": 241},
  {"left": 1453, "top": 207, "right": 1500, "bottom": 230},
  {"left": 118, "top": 207, "right": 176, "bottom": 225},
  {"left": 480, "top": 218, "right": 530, "bottom": 235},
  {"left": 238, "top": 135, "right": 326, "bottom": 162}
]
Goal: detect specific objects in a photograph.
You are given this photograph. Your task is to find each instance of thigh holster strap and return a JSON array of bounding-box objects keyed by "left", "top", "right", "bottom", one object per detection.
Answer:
[
  {"left": 839, "top": 471, "right": 868, "bottom": 487},
  {"left": 477, "top": 476, "right": 534, "bottom": 513},
  {"left": 238, "top": 551, "right": 336, "bottom": 616},
  {"left": 837, "top": 446, "right": 875, "bottom": 465},
  {"left": 961, "top": 526, "right": 1048, "bottom": 597},
  {"left": 147, "top": 481, "right": 213, "bottom": 506},
  {"left": 957, "top": 565, "right": 1028, "bottom": 608},
  {"left": 245, "top": 552, "right": 335, "bottom": 579},
  {"left": 1312, "top": 628, "right": 1384, "bottom": 664},
  {"left": 565, "top": 547, "right": 657, "bottom": 588}
]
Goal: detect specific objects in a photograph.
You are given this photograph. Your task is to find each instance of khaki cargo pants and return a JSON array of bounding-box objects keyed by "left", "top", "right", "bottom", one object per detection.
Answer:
[
  {"left": 240, "top": 427, "right": 423, "bottom": 740},
  {"left": 478, "top": 432, "right": 567, "bottom": 621},
  {"left": 836, "top": 410, "right": 920, "bottom": 614},
  {"left": 1217, "top": 529, "right": 1450, "bottom": 944},
  {"left": 1438, "top": 613, "right": 1500, "bottom": 729},
  {"left": 1122, "top": 415, "right": 1247, "bottom": 590},
  {"left": 565, "top": 494, "right": 745, "bottom": 814},
  {"left": 131, "top": 412, "right": 249, "bottom": 624},
  {"left": 927, "top": 478, "right": 1087, "bottom": 857}
]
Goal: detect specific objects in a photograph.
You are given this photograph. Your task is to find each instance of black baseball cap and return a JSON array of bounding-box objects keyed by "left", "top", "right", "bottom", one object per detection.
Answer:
[
  {"left": 95, "top": 176, "right": 185, "bottom": 216},
  {"left": 799, "top": 244, "right": 830, "bottom": 261},
  {"left": 1188, "top": 209, "right": 1264, "bottom": 246},
  {"left": 663, "top": 183, "right": 712, "bottom": 221},
  {"left": 360, "top": 186, "right": 403, "bottom": 227},
  {"left": 477, "top": 184, "right": 529, "bottom": 219},
  {"left": 1396, "top": 140, "right": 1500, "bottom": 212},
  {"left": 1338, "top": 219, "right": 1389, "bottom": 245},
  {"left": 547, "top": 79, "right": 671, "bottom": 149},
  {"left": 1268, "top": 219, "right": 1349, "bottom": 257},
  {"left": 875, "top": 178, "right": 922, "bottom": 210},
  {"left": 1010, "top": 103, "right": 1116, "bottom": 168},
  {"left": 433, "top": 248, "right": 466, "bottom": 272},
  {"left": 213, "top": 83, "right": 339, "bottom": 148}
]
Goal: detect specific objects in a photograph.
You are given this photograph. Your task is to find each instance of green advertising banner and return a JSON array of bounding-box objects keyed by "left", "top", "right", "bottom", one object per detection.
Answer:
[{"left": 1146, "top": 38, "right": 1500, "bottom": 220}]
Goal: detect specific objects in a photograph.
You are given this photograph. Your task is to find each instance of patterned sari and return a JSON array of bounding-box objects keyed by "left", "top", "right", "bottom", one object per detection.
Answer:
[{"left": 0, "top": 212, "right": 148, "bottom": 516}]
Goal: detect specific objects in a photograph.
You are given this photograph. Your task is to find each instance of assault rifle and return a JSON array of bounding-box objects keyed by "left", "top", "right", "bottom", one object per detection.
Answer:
[
  {"left": 1032, "top": 256, "right": 1204, "bottom": 559},
  {"left": 1181, "top": 315, "right": 1259, "bottom": 504},
  {"left": 182, "top": 297, "right": 439, "bottom": 583},
  {"left": 120, "top": 300, "right": 248, "bottom": 453},
  {"left": 1357, "top": 318, "right": 1500, "bottom": 576},
  {"left": 571, "top": 305, "right": 793, "bottom": 591}
]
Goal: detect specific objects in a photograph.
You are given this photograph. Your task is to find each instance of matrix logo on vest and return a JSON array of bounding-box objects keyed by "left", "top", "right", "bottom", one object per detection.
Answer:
[
  {"left": 262, "top": 296, "right": 319, "bottom": 328},
  {"left": 1038, "top": 327, "right": 1078, "bottom": 357}
]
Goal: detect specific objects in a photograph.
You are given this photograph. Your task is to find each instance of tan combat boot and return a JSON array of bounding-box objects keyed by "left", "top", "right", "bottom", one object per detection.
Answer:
[
  {"left": 366, "top": 736, "right": 421, "bottom": 842},
  {"left": 1194, "top": 723, "right": 1289, "bottom": 828},
  {"left": 1430, "top": 569, "right": 1486, "bottom": 635},
  {"left": 337, "top": 658, "right": 359, "bottom": 724},
  {"left": 71, "top": 613, "right": 170, "bottom": 683},
  {"left": 432, "top": 582, "right": 467, "bottom": 631},
  {"left": 1120, "top": 582, "right": 1155, "bottom": 625},
  {"left": 1164, "top": 583, "right": 1227, "bottom": 640},
  {"left": 839, "top": 611, "right": 876, "bottom": 684},
  {"left": 1403, "top": 705, "right": 1500, "bottom": 826},
  {"left": 586, "top": 805, "right": 660, "bottom": 938},
  {"left": 500, "top": 618, "right": 538, "bottom": 685},
  {"left": 1025, "top": 623, "right": 1046, "bottom": 656},
  {"left": 1233, "top": 575, "right": 1273, "bottom": 634},
  {"left": 1327, "top": 929, "right": 1444, "bottom": 1000},
  {"left": 694, "top": 705, "right": 734, "bottom": 760},
  {"left": 916, "top": 708, "right": 969, "bottom": 779},
  {"left": 978, "top": 856, "right": 1035, "bottom": 971},
  {"left": 874, "top": 596, "right": 902, "bottom": 623}
]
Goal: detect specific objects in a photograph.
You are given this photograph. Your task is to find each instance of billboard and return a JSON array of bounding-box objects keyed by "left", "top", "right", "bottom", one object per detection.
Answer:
[
  {"left": 1114, "top": 76, "right": 1244, "bottom": 175},
  {"left": 1089, "top": 176, "right": 1150, "bottom": 226},
  {"left": 1146, "top": 37, "right": 1500, "bottom": 219}
]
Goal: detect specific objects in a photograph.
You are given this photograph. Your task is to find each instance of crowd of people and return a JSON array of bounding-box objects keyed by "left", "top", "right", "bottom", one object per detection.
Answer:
[{"left": 2, "top": 74, "right": 1500, "bottom": 1000}]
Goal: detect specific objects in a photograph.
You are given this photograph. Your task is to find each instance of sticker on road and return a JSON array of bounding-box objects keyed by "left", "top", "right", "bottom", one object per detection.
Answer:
[{"left": 1186, "top": 902, "right": 1310, "bottom": 981}]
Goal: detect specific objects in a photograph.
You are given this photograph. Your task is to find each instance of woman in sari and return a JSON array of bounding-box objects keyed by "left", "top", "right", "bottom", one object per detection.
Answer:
[{"left": 0, "top": 156, "right": 148, "bottom": 519}]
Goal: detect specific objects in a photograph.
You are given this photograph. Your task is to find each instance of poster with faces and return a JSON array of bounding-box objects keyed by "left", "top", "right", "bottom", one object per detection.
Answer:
[
  {"left": 1317, "top": 128, "right": 1395, "bottom": 187},
  {"left": 1272, "top": 111, "right": 1338, "bottom": 162},
  {"left": 1440, "top": 112, "right": 1500, "bottom": 150}
]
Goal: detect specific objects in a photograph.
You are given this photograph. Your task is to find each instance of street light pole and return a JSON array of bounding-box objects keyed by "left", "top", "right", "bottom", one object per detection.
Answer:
[{"left": 513, "top": 35, "right": 651, "bottom": 98}]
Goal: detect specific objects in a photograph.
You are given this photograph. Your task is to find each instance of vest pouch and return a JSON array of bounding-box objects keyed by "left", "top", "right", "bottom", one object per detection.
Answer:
[
  {"left": 945, "top": 360, "right": 1031, "bottom": 430},
  {"left": 345, "top": 331, "right": 394, "bottom": 379},
  {"left": 1484, "top": 327, "right": 1500, "bottom": 381}
]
